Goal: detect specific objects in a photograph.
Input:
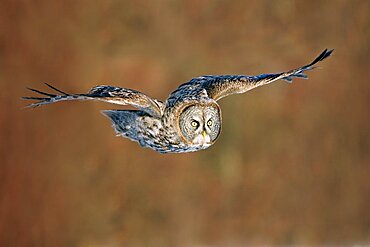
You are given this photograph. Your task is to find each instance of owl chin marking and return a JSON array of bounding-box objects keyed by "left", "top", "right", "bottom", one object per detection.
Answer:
[{"left": 192, "top": 133, "right": 212, "bottom": 147}]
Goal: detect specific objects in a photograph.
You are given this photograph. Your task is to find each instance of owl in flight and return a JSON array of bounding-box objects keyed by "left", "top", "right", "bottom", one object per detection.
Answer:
[{"left": 23, "top": 49, "right": 333, "bottom": 153}]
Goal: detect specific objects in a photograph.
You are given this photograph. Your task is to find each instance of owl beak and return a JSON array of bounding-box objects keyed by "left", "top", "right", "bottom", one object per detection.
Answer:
[
  {"left": 193, "top": 131, "right": 211, "bottom": 146},
  {"left": 202, "top": 131, "right": 207, "bottom": 138}
]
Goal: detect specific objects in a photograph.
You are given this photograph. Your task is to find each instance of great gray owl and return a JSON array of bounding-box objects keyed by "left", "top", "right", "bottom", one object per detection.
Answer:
[{"left": 23, "top": 49, "right": 333, "bottom": 153}]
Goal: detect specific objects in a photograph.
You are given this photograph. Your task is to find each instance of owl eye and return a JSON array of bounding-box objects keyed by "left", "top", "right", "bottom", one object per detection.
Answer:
[
  {"left": 207, "top": 119, "right": 213, "bottom": 127},
  {"left": 191, "top": 120, "right": 199, "bottom": 129}
]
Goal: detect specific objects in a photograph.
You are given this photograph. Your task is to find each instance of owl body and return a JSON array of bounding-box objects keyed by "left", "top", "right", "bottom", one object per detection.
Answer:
[
  {"left": 23, "top": 49, "right": 333, "bottom": 153},
  {"left": 103, "top": 85, "right": 222, "bottom": 153}
]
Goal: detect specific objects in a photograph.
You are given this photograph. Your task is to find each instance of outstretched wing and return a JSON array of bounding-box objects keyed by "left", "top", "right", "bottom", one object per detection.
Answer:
[
  {"left": 173, "top": 49, "right": 333, "bottom": 101},
  {"left": 22, "top": 83, "right": 164, "bottom": 118}
]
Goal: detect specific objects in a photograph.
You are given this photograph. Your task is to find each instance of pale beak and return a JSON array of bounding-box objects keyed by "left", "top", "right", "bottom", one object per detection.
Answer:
[
  {"left": 202, "top": 131, "right": 207, "bottom": 138},
  {"left": 193, "top": 130, "right": 211, "bottom": 146}
]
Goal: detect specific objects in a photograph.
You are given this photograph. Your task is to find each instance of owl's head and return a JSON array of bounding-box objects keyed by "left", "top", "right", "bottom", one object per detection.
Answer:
[{"left": 178, "top": 102, "right": 221, "bottom": 147}]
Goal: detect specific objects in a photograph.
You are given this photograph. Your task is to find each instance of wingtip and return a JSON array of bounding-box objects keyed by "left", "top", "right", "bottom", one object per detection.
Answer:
[
  {"left": 25, "top": 87, "right": 57, "bottom": 97},
  {"left": 22, "top": 102, "right": 40, "bottom": 109},
  {"left": 21, "top": 96, "right": 47, "bottom": 100},
  {"left": 43, "top": 82, "right": 69, "bottom": 95},
  {"left": 308, "top": 48, "right": 334, "bottom": 67},
  {"left": 322, "top": 48, "right": 334, "bottom": 60}
]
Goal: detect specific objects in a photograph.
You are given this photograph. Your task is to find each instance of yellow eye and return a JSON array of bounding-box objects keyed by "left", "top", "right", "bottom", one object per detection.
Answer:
[
  {"left": 191, "top": 120, "right": 199, "bottom": 128},
  {"left": 207, "top": 120, "right": 213, "bottom": 127}
]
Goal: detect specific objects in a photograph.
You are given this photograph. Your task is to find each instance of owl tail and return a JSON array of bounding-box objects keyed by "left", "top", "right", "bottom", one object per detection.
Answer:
[{"left": 101, "top": 110, "right": 141, "bottom": 141}]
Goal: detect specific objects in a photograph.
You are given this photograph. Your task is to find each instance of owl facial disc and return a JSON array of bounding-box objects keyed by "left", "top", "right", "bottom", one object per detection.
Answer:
[{"left": 177, "top": 102, "right": 222, "bottom": 147}]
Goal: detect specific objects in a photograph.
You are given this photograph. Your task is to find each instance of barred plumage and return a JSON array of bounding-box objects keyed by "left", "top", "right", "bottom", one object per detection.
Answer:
[{"left": 23, "top": 49, "right": 333, "bottom": 153}]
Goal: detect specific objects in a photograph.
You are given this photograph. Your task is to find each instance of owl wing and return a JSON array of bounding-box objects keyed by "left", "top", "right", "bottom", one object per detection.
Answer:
[
  {"left": 174, "top": 49, "right": 333, "bottom": 101},
  {"left": 22, "top": 83, "right": 164, "bottom": 118}
]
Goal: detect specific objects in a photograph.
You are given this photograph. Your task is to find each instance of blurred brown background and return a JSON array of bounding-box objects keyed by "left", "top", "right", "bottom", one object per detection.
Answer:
[{"left": 1, "top": 1, "right": 369, "bottom": 246}]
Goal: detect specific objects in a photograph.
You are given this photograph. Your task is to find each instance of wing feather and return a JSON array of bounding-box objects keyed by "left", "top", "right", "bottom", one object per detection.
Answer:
[
  {"left": 172, "top": 49, "right": 333, "bottom": 101},
  {"left": 22, "top": 83, "right": 164, "bottom": 118}
]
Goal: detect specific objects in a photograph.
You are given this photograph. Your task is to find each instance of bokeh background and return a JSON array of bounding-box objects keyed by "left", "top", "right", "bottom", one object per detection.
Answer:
[{"left": 1, "top": 1, "right": 369, "bottom": 246}]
